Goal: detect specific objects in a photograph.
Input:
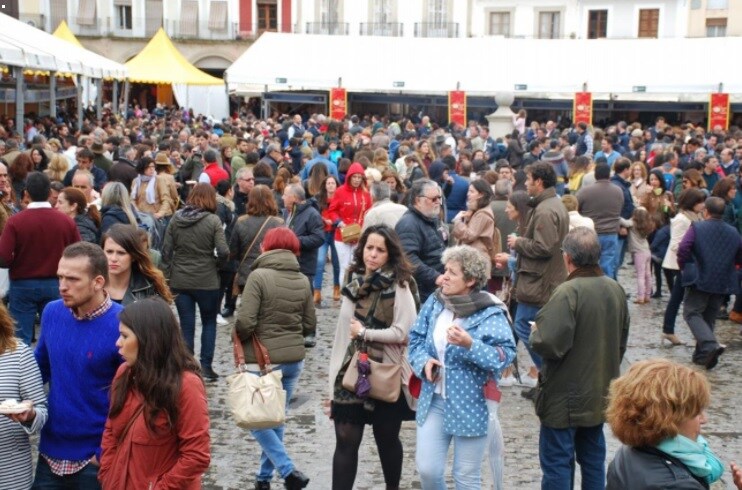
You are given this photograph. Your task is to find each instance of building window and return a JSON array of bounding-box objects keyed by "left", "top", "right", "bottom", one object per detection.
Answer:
[
  {"left": 706, "top": 17, "right": 727, "bottom": 36},
  {"left": 372, "top": 0, "right": 393, "bottom": 24},
  {"left": 588, "top": 9, "right": 608, "bottom": 38},
  {"left": 257, "top": 0, "right": 277, "bottom": 31},
  {"left": 638, "top": 8, "right": 659, "bottom": 38},
  {"left": 116, "top": 5, "right": 133, "bottom": 29},
  {"left": 489, "top": 12, "right": 510, "bottom": 36},
  {"left": 427, "top": 0, "right": 447, "bottom": 24},
  {"left": 707, "top": 0, "right": 728, "bottom": 9},
  {"left": 538, "top": 11, "right": 560, "bottom": 39},
  {"left": 321, "top": 0, "right": 340, "bottom": 24}
]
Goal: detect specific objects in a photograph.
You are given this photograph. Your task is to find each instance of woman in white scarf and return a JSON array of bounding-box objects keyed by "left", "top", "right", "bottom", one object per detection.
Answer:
[{"left": 131, "top": 156, "right": 174, "bottom": 219}]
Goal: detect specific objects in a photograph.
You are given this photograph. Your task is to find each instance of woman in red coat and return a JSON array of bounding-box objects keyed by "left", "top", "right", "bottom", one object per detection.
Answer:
[
  {"left": 328, "top": 161, "right": 372, "bottom": 278},
  {"left": 99, "top": 298, "right": 210, "bottom": 490}
]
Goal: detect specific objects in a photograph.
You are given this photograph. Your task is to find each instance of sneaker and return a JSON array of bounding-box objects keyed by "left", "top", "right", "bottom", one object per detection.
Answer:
[
  {"left": 303, "top": 335, "right": 316, "bottom": 348},
  {"left": 519, "top": 374, "right": 538, "bottom": 388},
  {"left": 498, "top": 374, "right": 517, "bottom": 387},
  {"left": 202, "top": 367, "right": 220, "bottom": 381},
  {"left": 284, "top": 469, "right": 309, "bottom": 489},
  {"left": 216, "top": 314, "right": 228, "bottom": 326},
  {"left": 220, "top": 307, "right": 235, "bottom": 318},
  {"left": 520, "top": 387, "right": 537, "bottom": 401}
]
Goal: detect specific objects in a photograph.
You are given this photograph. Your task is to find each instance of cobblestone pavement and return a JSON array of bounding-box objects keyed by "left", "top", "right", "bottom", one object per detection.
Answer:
[{"left": 201, "top": 265, "right": 741, "bottom": 489}]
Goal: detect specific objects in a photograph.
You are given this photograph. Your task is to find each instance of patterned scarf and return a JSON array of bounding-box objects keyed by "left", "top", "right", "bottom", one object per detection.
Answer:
[{"left": 434, "top": 288, "right": 499, "bottom": 318}]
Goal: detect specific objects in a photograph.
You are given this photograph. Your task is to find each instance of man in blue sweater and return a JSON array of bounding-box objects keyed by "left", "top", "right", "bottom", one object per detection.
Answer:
[{"left": 34, "top": 242, "right": 123, "bottom": 488}]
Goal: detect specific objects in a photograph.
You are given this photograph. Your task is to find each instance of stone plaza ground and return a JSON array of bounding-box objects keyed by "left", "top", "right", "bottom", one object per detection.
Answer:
[{"left": 201, "top": 265, "right": 742, "bottom": 489}]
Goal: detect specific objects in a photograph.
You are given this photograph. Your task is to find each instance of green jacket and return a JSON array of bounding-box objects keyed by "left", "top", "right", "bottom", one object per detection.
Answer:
[
  {"left": 514, "top": 187, "right": 569, "bottom": 306},
  {"left": 162, "top": 208, "right": 228, "bottom": 290},
  {"left": 530, "top": 275, "right": 629, "bottom": 429},
  {"left": 235, "top": 249, "right": 315, "bottom": 364}
]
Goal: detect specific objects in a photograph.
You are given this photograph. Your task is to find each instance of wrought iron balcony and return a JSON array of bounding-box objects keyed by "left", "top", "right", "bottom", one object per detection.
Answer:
[
  {"left": 414, "top": 22, "right": 459, "bottom": 38},
  {"left": 359, "top": 22, "right": 403, "bottom": 37},
  {"left": 303, "top": 22, "right": 349, "bottom": 35}
]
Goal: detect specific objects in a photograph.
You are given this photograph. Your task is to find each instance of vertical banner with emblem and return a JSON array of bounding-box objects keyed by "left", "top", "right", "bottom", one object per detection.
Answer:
[
  {"left": 708, "top": 93, "right": 730, "bottom": 131},
  {"left": 573, "top": 92, "right": 593, "bottom": 126},
  {"left": 329, "top": 88, "right": 347, "bottom": 121},
  {"left": 448, "top": 91, "right": 466, "bottom": 126}
]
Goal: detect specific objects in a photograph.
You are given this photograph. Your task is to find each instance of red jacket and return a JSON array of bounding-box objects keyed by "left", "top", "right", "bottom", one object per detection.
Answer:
[
  {"left": 328, "top": 162, "right": 371, "bottom": 242},
  {"left": 202, "top": 162, "right": 229, "bottom": 187},
  {"left": 99, "top": 367, "right": 210, "bottom": 490}
]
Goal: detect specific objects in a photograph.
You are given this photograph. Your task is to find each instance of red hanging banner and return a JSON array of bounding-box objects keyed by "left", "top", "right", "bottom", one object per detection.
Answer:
[
  {"left": 329, "top": 88, "right": 347, "bottom": 121},
  {"left": 448, "top": 91, "right": 466, "bottom": 126},
  {"left": 708, "top": 93, "right": 730, "bottom": 131},
  {"left": 573, "top": 92, "right": 593, "bottom": 126}
]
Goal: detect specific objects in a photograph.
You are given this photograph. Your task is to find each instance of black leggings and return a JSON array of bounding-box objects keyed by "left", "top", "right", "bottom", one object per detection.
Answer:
[
  {"left": 332, "top": 419, "right": 403, "bottom": 490},
  {"left": 653, "top": 261, "right": 674, "bottom": 295}
]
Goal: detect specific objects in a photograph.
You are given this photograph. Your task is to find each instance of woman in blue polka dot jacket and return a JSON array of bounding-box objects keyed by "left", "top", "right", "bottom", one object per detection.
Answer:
[{"left": 408, "top": 245, "right": 516, "bottom": 489}]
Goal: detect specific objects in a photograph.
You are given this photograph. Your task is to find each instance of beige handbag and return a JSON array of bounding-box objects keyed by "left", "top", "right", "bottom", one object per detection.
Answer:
[
  {"left": 342, "top": 348, "right": 402, "bottom": 403},
  {"left": 227, "top": 330, "right": 286, "bottom": 430},
  {"left": 340, "top": 223, "right": 362, "bottom": 243}
]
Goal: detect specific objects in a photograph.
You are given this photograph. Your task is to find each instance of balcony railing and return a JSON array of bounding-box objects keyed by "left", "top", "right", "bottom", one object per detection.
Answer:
[
  {"left": 414, "top": 22, "right": 459, "bottom": 38},
  {"left": 68, "top": 17, "right": 238, "bottom": 40},
  {"left": 359, "top": 22, "right": 403, "bottom": 37},
  {"left": 302, "top": 22, "right": 349, "bottom": 35}
]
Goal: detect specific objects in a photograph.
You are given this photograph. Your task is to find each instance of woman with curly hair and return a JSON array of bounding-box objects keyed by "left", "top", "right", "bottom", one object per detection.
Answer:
[
  {"left": 102, "top": 223, "right": 173, "bottom": 305},
  {"left": 99, "top": 298, "right": 210, "bottom": 489},
  {"left": 44, "top": 154, "right": 70, "bottom": 183},
  {"left": 606, "top": 359, "right": 724, "bottom": 489}
]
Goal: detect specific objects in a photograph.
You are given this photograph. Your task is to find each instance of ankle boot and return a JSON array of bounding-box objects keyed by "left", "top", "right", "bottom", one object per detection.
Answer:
[
  {"left": 313, "top": 290, "right": 321, "bottom": 305},
  {"left": 333, "top": 285, "right": 341, "bottom": 301},
  {"left": 284, "top": 470, "right": 309, "bottom": 489}
]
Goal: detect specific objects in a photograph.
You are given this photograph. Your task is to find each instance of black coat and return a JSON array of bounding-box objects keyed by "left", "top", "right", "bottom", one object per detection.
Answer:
[
  {"left": 100, "top": 205, "right": 137, "bottom": 234},
  {"left": 75, "top": 213, "right": 100, "bottom": 244},
  {"left": 285, "top": 200, "right": 324, "bottom": 277},
  {"left": 607, "top": 445, "right": 708, "bottom": 490},
  {"left": 395, "top": 207, "right": 446, "bottom": 303}
]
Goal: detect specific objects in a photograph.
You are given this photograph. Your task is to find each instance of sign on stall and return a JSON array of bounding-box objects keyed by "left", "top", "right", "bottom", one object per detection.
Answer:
[
  {"left": 708, "top": 93, "right": 730, "bottom": 131},
  {"left": 330, "top": 88, "right": 347, "bottom": 121},
  {"left": 573, "top": 92, "right": 593, "bottom": 126},
  {"left": 448, "top": 90, "right": 466, "bottom": 126}
]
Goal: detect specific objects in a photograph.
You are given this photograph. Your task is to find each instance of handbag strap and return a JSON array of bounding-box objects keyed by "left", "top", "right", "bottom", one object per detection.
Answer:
[
  {"left": 117, "top": 403, "right": 145, "bottom": 445},
  {"left": 231, "top": 328, "right": 272, "bottom": 375},
  {"left": 236, "top": 216, "right": 275, "bottom": 271}
]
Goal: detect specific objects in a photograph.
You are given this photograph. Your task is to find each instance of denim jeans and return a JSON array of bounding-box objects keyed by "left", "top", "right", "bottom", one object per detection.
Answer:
[
  {"left": 173, "top": 288, "right": 220, "bottom": 369},
  {"left": 539, "top": 423, "right": 605, "bottom": 490},
  {"left": 32, "top": 457, "right": 101, "bottom": 489},
  {"left": 251, "top": 360, "right": 304, "bottom": 481},
  {"left": 313, "top": 231, "right": 340, "bottom": 290},
  {"left": 615, "top": 236, "right": 628, "bottom": 272},
  {"left": 416, "top": 395, "right": 488, "bottom": 490},
  {"left": 662, "top": 270, "right": 683, "bottom": 334},
  {"left": 597, "top": 233, "right": 618, "bottom": 280},
  {"left": 10, "top": 278, "right": 59, "bottom": 346},
  {"left": 513, "top": 302, "right": 542, "bottom": 370}
]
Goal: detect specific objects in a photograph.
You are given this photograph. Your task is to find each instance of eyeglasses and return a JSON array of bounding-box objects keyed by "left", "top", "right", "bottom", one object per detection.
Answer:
[
  {"left": 239, "top": 177, "right": 255, "bottom": 182},
  {"left": 423, "top": 195, "right": 442, "bottom": 203}
]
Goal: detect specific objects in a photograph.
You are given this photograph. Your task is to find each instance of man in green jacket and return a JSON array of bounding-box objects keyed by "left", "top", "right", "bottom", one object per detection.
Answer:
[{"left": 530, "top": 227, "right": 629, "bottom": 490}]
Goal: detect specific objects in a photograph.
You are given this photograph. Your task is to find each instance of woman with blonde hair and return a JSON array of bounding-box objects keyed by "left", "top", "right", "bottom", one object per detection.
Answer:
[
  {"left": 372, "top": 148, "right": 391, "bottom": 172},
  {"left": 606, "top": 359, "right": 724, "bottom": 489},
  {"left": 44, "top": 154, "right": 69, "bottom": 183},
  {"left": 415, "top": 140, "right": 436, "bottom": 171},
  {"left": 100, "top": 182, "right": 139, "bottom": 233},
  {"left": 629, "top": 162, "right": 649, "bottom": 205}
]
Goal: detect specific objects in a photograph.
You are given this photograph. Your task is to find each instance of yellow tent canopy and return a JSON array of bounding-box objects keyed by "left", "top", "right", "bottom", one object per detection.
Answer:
[
  {"left": 52, "top": 21, "right": 84, "bottom": 48},
  {"left": 125, "top": 28, "right": 223, "bottom": 86}
]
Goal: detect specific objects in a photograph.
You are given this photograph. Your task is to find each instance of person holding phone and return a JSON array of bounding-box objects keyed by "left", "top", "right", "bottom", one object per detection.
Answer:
[{"left": 408, "top": 245, "right": 516, "bottom": 489}]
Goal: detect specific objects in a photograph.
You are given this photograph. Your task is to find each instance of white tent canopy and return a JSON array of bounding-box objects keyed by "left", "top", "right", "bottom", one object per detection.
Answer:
[
  {"left": 0, "top": 12, "right": 127, "bottom": 79},
  {"left": 227, "top": 33, "right": 742, "bottom": 102}
]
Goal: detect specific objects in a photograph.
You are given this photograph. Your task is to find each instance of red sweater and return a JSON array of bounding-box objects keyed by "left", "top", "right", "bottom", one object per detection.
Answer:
[
  {"left": 328, "top": 162, "right": 372, "bottom": 242},
  {"left": 0, "top": 207, "right": 81, "bottom": 280}
]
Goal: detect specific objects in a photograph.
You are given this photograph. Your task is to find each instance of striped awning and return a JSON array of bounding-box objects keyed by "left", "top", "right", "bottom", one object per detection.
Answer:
[
  {"left": 77, "top": 0, "right": 96, "bottom": 26},
  {"left": 208, "top": 1, "right": 228, "bottom": 30},
  {"left": 180, "top": 0, "right": 199, "bottom": 37}
]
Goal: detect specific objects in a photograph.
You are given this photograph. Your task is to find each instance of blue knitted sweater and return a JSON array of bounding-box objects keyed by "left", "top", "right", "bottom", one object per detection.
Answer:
[{"left": 34, "top": 300, "right": 123, "bottom": 461}]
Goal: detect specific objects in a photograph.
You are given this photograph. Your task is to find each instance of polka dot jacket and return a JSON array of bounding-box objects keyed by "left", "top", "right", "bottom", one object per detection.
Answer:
[{"left": 408, "top": 294, "right": 516, "bottom": 437}]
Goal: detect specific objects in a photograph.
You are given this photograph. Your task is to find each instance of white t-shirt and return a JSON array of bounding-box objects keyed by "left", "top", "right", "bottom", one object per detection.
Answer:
[{"left": 432, "top": 308, "right": 456, "bottom": 397}]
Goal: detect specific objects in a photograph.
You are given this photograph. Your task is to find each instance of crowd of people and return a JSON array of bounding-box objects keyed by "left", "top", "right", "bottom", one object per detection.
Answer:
[{"left": 0, "top": 106, "right": 741, "bottom": 489}]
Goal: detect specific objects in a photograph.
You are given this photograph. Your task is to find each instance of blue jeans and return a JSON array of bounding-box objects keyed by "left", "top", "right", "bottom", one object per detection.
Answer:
[
  {"left": 597, "top": 234, "right": 618, "bottom": 280},
  {"left": 539, "top": 424, "right": 605, "bottom": 490},
  {"left": 251, "top": 360, "right": 304, "bottom": 481},
  {"left": 513, "top": 302, "right": 542, "bottom": 369},
  {"left": 173, "top": 288, "right": 220, "bottom": 369},
  {"left": 313, "top": 231, "right": 340, "bottom": 290},
  {"left": 32, "top": 457, "right": 100, "bottom": 489},
  {"left": 416, "top": 395, "right": 488, "bottom": 490},
  {"left": 10, "top": 278, "right": 59, "bottom": 346},
  {"left": 615, "top": 236, "right": 627, "bottom": 272}
]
